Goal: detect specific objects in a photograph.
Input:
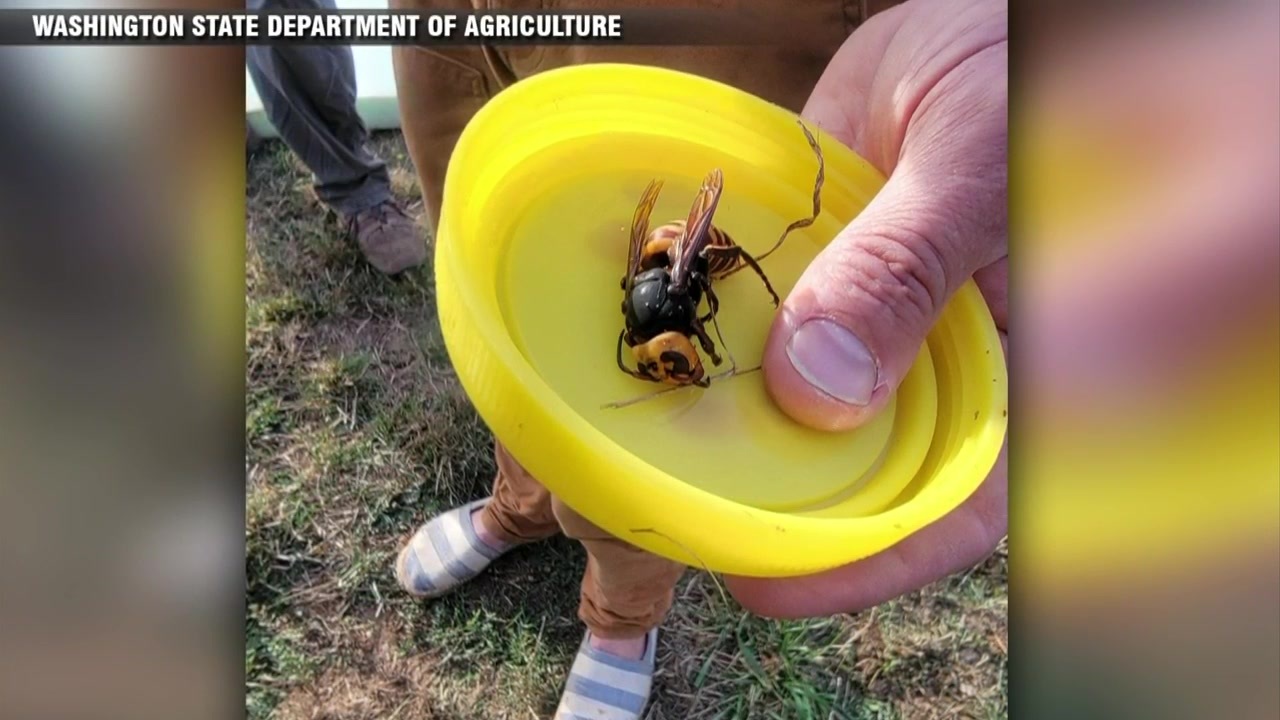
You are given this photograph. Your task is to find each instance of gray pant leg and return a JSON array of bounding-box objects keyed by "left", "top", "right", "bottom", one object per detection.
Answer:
[{"left": 246, "top": 0, "right": 391, "bottom": 216}]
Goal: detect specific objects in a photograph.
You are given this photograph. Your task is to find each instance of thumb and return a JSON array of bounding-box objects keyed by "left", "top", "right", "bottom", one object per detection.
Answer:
[{"left": 763, "top": 56, "right": 1007, "bottom": 431}]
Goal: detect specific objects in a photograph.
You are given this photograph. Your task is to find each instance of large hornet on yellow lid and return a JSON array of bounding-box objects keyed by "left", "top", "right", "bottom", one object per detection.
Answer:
[{"left": 609, "top": 121, "right": 826, "bottom": 408}]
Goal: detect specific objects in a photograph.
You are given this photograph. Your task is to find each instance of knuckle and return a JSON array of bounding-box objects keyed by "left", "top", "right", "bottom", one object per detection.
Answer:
[
  {"left": 824, "top": 225, "right": 950, "bottom": 333},
  {"left": 874, "top": 224, "right": 952, "bottom": 311}
]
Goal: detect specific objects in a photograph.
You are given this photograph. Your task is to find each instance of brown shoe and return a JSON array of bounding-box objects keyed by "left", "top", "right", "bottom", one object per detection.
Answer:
[{"left": 346, "top": 200, "right": 426, "bottom": 275}]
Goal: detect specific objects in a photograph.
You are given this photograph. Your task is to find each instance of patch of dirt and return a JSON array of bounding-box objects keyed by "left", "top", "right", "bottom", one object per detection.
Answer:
[{"left": 273, "top": 618, "right": 444, "bottom": 720}]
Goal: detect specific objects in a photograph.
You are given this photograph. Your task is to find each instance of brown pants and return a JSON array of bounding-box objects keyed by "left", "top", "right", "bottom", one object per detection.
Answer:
[{"left": 390, "top": 0, "right": 900, "bottom": 639}]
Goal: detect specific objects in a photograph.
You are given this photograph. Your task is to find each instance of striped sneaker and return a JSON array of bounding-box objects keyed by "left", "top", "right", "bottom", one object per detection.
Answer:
[
  {"left": 554, "top": 628, "right": 658, "bottom": 720},
  {"left": 394, "top": 497, "right": 508, "bottom": 599}
]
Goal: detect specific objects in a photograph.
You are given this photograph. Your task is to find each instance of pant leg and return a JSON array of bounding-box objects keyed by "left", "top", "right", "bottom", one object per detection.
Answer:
[
  {"left": 390, "top": 0, "right": 529, "bottom": 231},
  {"left": 552, "top": 497, "right": 687, "bottom": 640},
  {"left": 246, "top": 0, "right": 391, "bottom": 216},
  {"left": 390, "top": 42, "right": 497, "bottom": 231},
  {"left": 387, "top": 2, "right": 553, "bottom": 542},
  {"left": 479, "top": 444, "right": 562, "bottom": 546}
]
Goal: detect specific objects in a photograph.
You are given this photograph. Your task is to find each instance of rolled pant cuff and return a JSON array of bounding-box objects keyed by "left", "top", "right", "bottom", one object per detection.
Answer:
[
  {"left": 582, "top": 624, "right": 658, "bottom": 641},
  {"left": 478, "top": 497, "right": 561, "bottom": 547},
  {"left": 318, "top": 176, "right": 394, "bottom": 218},
  {"left": 578, "top": 595, "right": 670, "bottom": 640}
]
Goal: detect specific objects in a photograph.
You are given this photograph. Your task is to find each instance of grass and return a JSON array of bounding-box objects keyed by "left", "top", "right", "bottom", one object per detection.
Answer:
[{"left": 245, "top": 132, "right": 1009, "bottom": 720}]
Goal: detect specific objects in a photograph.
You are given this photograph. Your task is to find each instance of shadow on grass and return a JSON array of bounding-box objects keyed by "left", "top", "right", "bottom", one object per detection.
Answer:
[{"left": 401, "top": 536, "right": 589, "bottom": 709}]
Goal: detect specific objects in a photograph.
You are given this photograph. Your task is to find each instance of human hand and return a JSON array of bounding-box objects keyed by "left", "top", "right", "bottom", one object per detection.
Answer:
[{"left": 724, "top": 0, "right": 1008, "bottom": 617}]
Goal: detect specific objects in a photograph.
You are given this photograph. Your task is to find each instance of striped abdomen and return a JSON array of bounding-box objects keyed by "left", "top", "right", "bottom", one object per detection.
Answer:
[{"left": 643, "top": 220, "right": 742, "bottom": 278}]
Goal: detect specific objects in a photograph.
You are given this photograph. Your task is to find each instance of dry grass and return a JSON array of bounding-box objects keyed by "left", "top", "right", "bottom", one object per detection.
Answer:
[{"left": 245, "top": 132, "right": 1009, "bottom": 720}]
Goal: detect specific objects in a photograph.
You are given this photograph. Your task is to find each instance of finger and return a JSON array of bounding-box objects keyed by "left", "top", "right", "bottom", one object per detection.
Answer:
[
  {"left": 726, "top": 335, "right": 1007, "bottom": 618},
  {"left": 765, "top": 0, "right": 1008, "bottom": 433},
  {"left": 725, "top": 436, "right": 1006, "bottom": 617},
  {"left": 795, "top": 5, "right": 908, "bottom": 169},
  {"left": 764, "top": 38, "right": 1007, "bottom": 432},
  {"left": 973, "top": 256, "right": 1008, "bottom": 332}
]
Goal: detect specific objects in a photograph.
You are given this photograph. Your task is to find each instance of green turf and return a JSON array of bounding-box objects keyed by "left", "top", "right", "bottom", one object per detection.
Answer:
[{"left": 244, "top": 132, "right": 1009, "bottom": 720}]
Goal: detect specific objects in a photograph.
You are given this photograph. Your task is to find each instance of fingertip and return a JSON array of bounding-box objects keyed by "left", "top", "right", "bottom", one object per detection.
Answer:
[
  {"left": 761, "top": 309, "right": 893, "bottom": 432},
  {"left": 721, "top": 576, "right": 786, "bottom": 618},
  {"left": 725, "top": 566, "right": 887, "bottom": 619},
  {"left": 722, "top": 574, "right": 831, "bottom": 620}
]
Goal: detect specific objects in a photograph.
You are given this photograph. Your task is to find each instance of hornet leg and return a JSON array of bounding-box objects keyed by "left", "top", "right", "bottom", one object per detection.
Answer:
[
  {"left": 754, "top": 120, "right": 826, "bottom": 263},
  {"left": 705, "top": 246, "right": 780, "bottom": 307},
  {"left": 699, "top": 284, "right": 721, "bottom": 324},
  {"left": 616, "top": 330, "right": 653, "bottom": 381}
]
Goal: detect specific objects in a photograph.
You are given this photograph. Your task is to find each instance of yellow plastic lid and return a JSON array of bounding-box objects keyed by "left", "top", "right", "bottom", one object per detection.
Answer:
[{"left": 436, "top": 64, "right": 1008, "bottom": 578}]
